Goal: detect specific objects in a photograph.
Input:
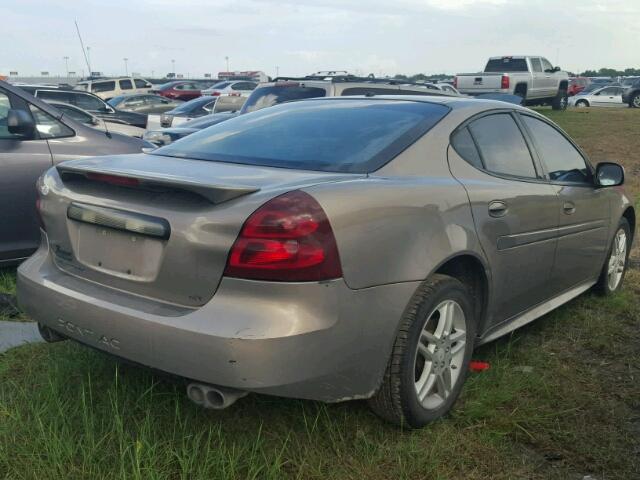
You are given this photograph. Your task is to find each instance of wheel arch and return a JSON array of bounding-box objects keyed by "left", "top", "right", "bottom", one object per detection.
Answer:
[
  {"left": 558, "top": 80, "right": 569, "bottom": 91},
  {"left": 432, "top": 252, "right": 491, "bottom": 337},
  {"left": 622, "top": 206, "right": 636, "bottom": 243},
  {"left": 514, "top": 83, "right": 528, "bottom": 96}
]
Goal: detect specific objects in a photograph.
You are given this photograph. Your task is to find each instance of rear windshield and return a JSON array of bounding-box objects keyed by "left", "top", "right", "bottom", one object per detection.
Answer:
[
  {"left": 241, "top": 85, "right": 327, "bottom": 113},
  {"left": 171, "top": 96, "right": 216, "bottom": 113},
  {"left": 484, "top": 58, "right": 528, "bottom": 73},
  {"left": 154, "top": 99, "right": 450, "bottom": 173}
]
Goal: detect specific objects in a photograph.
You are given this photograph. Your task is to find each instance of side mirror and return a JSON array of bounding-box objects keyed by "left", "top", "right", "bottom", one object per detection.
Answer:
[
  {"left": 7, "top": 109, "right": 36, "bottom": 137},
  {"left": 102, "top": 105, "right": 115, "bottom": 114},
  {"left": 596, "top": 162, "right": 624, "bottom": 187},
  {"left": 553, "top": 66, "right": 561, "bottom": 73}
]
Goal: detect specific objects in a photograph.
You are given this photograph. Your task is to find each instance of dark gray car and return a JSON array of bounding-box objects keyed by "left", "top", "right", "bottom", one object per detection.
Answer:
[{"left": 0, "top": 80, "right": 147, "bottom": 265}]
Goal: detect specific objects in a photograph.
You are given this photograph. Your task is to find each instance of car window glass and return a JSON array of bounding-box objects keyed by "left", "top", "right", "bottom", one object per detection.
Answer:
[
  {"left": 451, "top": 127, "right": 483, "bottom": 169},
  {"left": 341, "top": 87, "right": 399, "bottom": 95},
  {"left": 120, "top": 79, "right": 133, "bottom": 90},
  {"left": 57, "top": 105, "right": 92, "bottom": 124},
  {"left": 134, "top": 79, "right": 148, "bottom": 88},
  {"left": 0, "top": 92, "right": 22, "bottom": 139},
  {"left": 541, "top": 58, "right": 554, "bottom": 72},
  {"left": 74, "top": 93, "right": 105, "bottom": 111},
  {"left": 28, "top": 104, "right": 74, "bottom": 138},
  {"left": 92, "top": 81, "right": 116, "bottom": 93},
  {"left": 522, "top": 115, "right": 590, "bottom": 184},
  {"left": 241, "top": 85, "right": 327, "bottom": 113},
  {"left": 531, "top": 58, "right": 543, "bottom": 73},
  {"left": 484, "top": 58, "right": 528, "bottom": 72},
  {"left": 36, "top": 90, "right": 73, "bottom": 104},
  {"left": 468, "top": 113, "right": 537, "bottom": 178}
]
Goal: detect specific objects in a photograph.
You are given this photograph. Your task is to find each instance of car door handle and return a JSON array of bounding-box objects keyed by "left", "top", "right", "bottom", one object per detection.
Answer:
[
  {"left": 563, "top": 202, "right": 576, "bottom": 214},
  {"left": 488, "top": 201, "right": 508, "bottom": 217}
]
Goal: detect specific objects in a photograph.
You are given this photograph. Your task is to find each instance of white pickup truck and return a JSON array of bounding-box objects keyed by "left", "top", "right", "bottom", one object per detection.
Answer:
[{"left": 455, "top": 56, "right": 569, "bottom": 110}]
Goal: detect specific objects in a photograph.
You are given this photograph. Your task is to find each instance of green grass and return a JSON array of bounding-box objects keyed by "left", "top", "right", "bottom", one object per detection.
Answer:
[{"left": 1, "top": 109, "right": 639, "bottom": 479}]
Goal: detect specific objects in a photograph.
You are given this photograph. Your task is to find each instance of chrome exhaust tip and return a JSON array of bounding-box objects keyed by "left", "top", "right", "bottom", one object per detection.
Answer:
[{"left": 186, "top": 383, "right": 247, "bottom": 410}]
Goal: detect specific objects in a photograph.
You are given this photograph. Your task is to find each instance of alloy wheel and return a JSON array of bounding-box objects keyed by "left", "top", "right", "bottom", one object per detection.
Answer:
[
  {"left": 607, "top": 229, "right": 627, "bottom": 291},
  {"left": 414, "top": 300, "right": 467, "bottom": 410},
  {"left": 633, "top": 95, "right": 640, "bottom": 108}
]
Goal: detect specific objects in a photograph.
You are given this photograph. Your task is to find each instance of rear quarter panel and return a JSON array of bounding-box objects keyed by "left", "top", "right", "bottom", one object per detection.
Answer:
[{"left": 306, "top": 123, "right": 487, "bottom": 290}]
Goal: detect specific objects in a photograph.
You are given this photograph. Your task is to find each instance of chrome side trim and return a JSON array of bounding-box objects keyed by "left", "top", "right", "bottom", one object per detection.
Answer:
[
  {"left": 477, "top": 280, "right": 595, "bottom": 345},
  {"left": 67, "top": 202, "right": 171, "bottom": 240}
]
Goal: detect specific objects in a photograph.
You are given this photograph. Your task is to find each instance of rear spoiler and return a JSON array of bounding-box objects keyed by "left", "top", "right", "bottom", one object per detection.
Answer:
[{"left": 56, "top": 163, "right": 260, "bottom": 204}]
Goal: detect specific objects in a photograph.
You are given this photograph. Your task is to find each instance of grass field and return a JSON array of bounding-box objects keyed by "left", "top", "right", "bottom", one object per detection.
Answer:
[{"left": 1, "top": 108, "right": 639, "bottom": 480}]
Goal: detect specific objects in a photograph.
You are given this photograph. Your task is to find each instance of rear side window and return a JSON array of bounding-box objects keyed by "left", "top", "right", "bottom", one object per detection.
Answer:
[
  {"left": 468, "top": 113, "right": 537, "bottom": 178},
  {"left": 241, "top": 85, "right": 327, "bottom": 113},
  {"left": 484, "top": 58, "right": 528, "bottom": 73},
  {"left": 119, "top": 79, "right": 133, "bottom": 90},
  {"left": 531, "top": 58, "right": 543, "bottom": 73},
  {"left": 451, "top": 128, "right": 482, "bottom": 169},
  {"left": 521, "top": 116, "right": 590, "bottom": 184},
  {"left": 92, "top": 81, "right": 115, "bottom": 93},
  {"left": 155, "top": 100, "right": 450, "bottom": 173}
]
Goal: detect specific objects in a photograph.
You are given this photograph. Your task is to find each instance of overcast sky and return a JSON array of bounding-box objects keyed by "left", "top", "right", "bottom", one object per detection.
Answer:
[{"left": 3, "top": 0, "right": 638, "bottom": 78}]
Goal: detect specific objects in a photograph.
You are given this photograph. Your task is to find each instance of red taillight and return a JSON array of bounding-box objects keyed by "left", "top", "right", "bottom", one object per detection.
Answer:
[
  {"left": 501, "top": 75, "right": 510, "bottom": 90},
  {"left": 86, "top": 172, "right": 140, "bottom": 187},
  {"left": 224, "top": 190, "right": 342, "bottom": 281},
  {"left": 453, "top": 76, "right": 458, "bottom": 89}
]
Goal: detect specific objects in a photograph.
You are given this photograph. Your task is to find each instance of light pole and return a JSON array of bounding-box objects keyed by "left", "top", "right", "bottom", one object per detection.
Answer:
[
  {"left": 86, "top": 47, "right": 91, "bottom": 66},
  {"left": 63, "top": 56, "right": 69, "bottom": 77},
  {"left": 225, "top": 56, "right": 229, "bottom": 72},
  {"left": 276, "top": 65, "right": 279, "bottom": 77},
  {"left": 123, "top": 57, "right": 129, "bottom": 76},
  {"left": 171, "top": 59, "right": 175, "bottom": 77}
]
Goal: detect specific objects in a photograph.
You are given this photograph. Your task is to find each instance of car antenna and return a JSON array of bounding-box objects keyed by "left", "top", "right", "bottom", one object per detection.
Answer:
[{"left": 101, "top": 118, "right": 112, "bottom": 138}]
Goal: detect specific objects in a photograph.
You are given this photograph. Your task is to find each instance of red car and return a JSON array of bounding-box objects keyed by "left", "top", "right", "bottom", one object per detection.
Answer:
[
  {"left": 568, "top": 77, "right": 591, "bottom": 96},
  {"left": 152, "top": 81, "right": 203, "bottom": 101}
]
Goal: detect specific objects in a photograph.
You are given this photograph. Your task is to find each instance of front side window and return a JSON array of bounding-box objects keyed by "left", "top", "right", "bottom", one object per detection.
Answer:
[
  {"left": 57, "top": 105, "right": 93, "bottom": 124},
  {"left": 468, "top": 113, "right": 537, "bottom": 178},
  {"left": 119, "top": 79, "right": 133, "bottom": 90},
  {"left": 74, "top": 93, "right": 105, "bottom": 112},
  {"left": 541, "top": 58, "right": 554, "bottom": 72},
  {"left": 521, "top": 115, "right": 590, "bottom": 184},
  {"left": 92, "top": 81, "right": 116, "bottom": 93},
  {"left": 0, "top": 91, "right": 22, "bottom": 139},
  {"left": 28, "top": 105, "right": 74, "bottom": 138},
  {"left": 155, "top": 99, "right": 450, "bottom": 173},
  {"left": 134, "top": 79, "right": 149, "bottom": 88}
]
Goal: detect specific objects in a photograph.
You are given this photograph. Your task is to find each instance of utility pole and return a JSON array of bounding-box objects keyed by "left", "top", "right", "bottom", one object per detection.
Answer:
[
  {"left": 225, "top": 56, "right": 230, "bottom": 72},
  {"left": 171, "top": 59, "right": 175, "bottom": 77},
  {"left": 276, "top": 65, "right": 279, "bottom": 77},
  {"left": 63, "top": 56, "right": 70, "bottom": 77},
  {"left": 123, "top": 57, "right": 129, "bottom": 76}
]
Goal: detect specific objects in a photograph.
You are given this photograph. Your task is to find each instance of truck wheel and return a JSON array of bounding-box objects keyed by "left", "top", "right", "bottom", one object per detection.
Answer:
[
  {"left": 630, "top": 93, "right": 640, "bottom": 108},
  {"left": 552, "top": 89, "right": 568, "bottom": 110},
  {"left": 514, "top": 86, "right": 527, "bottom": 106}
]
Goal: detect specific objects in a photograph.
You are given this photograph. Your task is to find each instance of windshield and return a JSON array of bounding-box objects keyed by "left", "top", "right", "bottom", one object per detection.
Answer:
[
  {"left": 484, "top": 58, "right": 529, "bottom": 73},
  {"left": 155, "top": 82, "right": 178, "bottom": 90},
  {"left": 153, "top": 99, "right": 450, "bottom": 173},
  {"left": 241, "top": 85, "right": 327, "bottom": 114},
  {"left": 208, "top": 81, "right": 231, "bottom": 90}
]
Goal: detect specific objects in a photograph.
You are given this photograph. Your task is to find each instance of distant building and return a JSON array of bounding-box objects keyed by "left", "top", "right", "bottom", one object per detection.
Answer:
[{"left": 217, "top": 71, "right": 269, "bottom": 83}]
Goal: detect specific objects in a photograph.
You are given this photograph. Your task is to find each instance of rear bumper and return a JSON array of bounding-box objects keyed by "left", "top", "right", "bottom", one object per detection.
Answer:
[{"left": 18, "top": 238, "right": 419, "bottom": 402}]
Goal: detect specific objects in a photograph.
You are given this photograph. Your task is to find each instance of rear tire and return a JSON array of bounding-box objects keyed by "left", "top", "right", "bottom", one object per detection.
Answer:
[
  {"left": 575, "top": 99, "right": 589, "bottom": 108},
  {"left": 594, "top": 218, "right": 631, "bottom": 295},
  {"left": 630, "top": 93, "right": 640, "bottom": 108},
  {"left": 368, "top": 274, "right": 476, "bottom": 428},
  {"left": 552, "top": 89, "right": 568, "bottom": 110}
]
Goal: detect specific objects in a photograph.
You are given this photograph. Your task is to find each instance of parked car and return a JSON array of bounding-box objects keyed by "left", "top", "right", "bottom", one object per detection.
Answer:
[
  {"left": 48, "top": 102, "right": 146, "bottom": 137},
  {"left": 0, "top": 80, "right": 148, "bottom": 265},
  {"left": 568, "top": 77, "right": 591, "bottom": 96},
  {"left": 152, "top": 81, "right": 204, "bottom": 101},
  {"left": 621, "top": 78, "right": 640, "bottom": 108},
  {"left": 143, "top": 112, "right": 238, "bottom": 146},
  {"left": 434, "top": 83, "right": 461, "bottom": 95},
  {"left": 201, "top": 81, "right": 258, "bottom": 97},
  {"left": 107, "top": 94, "right": 183, "bottom": 114},
  {"left": 74, "top": 77, "right": 154, "bottom": 100},
  {"left": 18, "top": 86, "right": 148, "bottom": 129},
  {"left": 159, "top": 96, "right": 218, "bottom": 127},
  {"left": 568, "top": 85, "right": 625, "bottom": 108},
  {"left": 455, "top": 55, "right": 569, "bottom": 109},
  {"left": 18, "top": 96, "right": 634, "bottom": 428}
]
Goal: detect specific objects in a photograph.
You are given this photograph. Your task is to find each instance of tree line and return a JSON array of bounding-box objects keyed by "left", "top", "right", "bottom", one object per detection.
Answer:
[{"left": 392, "top": 68, "right": 640, "bottom": 81}]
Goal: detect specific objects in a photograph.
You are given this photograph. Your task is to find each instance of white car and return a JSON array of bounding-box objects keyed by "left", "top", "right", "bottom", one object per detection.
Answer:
[
  {"left": 201, "top": 80, "right": 257, "bottom": 97},
  {"left": 49, "top": 102, "right": 146, "bottom": 137},
  {"left": 74, "top": 77, "right": 154, "bottom": 100},
  {"left": 569, "top": 85, "right": 625, "bottom": 108}
]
